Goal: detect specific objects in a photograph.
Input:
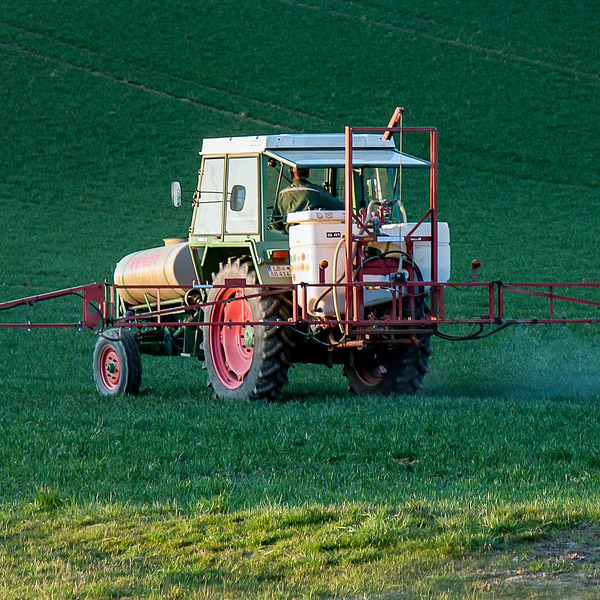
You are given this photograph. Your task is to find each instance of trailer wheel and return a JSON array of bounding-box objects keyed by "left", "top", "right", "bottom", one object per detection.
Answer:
[
  {"left": 343, "top": 337, "right": 430, "bottom": 396},
  {"left": 93, "top": 329, "right": 142, "bottom": 396},
  {"left": 203, "top": 257, "right": 290, "bottom": 401}
]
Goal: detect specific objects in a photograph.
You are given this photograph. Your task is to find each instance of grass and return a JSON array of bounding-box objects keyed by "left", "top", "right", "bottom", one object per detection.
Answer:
[
  {"left": 1, "top": 0, "right": 600, "bottom": 597},
  {"left": 3, "top": 501, "right": 600, "bottom": 599},
  {"left": 3, "top": 360, "right": 600, "bottom": 507},
  {"left": 2, "top": 343, "right": 600, "bottom": 597}
]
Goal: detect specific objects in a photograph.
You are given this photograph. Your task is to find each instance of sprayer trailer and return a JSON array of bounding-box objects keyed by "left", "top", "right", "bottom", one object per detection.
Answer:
[{"left": 2, "top": 108, "right": 600, "bottom": 400}]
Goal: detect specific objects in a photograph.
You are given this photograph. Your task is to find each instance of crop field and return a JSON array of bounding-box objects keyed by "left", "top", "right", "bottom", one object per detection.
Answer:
[{"left": 1, "top": 1, "right": 600, "bottom": 598}]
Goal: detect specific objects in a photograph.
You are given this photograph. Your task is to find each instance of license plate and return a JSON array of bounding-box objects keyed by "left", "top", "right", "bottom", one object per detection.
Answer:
[{"left": 267, "top": 265, "right": 291, "bottom": 278}]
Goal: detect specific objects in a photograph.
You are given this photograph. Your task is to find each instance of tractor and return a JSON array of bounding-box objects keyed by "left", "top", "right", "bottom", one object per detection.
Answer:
[
  {"left": 4, "top": 110, "right": 599, "bottom": 398},
  {"left": 99, "top": 111, "right": 450, "bottom": 400}
]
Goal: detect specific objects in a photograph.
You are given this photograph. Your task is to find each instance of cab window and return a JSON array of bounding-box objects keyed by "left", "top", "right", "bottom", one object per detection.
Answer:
[
  {"left": 225, "top": 157, "right": 258, "bottom": 234},
  {"left": 193, "top": 158, "right": 224, "bottom": 235}
]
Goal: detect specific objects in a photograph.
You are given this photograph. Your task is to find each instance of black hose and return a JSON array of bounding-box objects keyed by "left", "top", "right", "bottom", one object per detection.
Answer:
[
  {"left": 355, "top": 250, "right": 427, "bottom": 303},
  {"left": 285, "top": 324, "right": 346, "bottom": 348},
  {"left": 434, "top": 321, "right": 516, "bottom": 341}
]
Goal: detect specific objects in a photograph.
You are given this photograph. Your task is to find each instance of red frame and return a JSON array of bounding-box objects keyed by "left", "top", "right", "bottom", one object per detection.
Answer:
[
  {"left": 3, "top": 125, "right": 600, "bottom": 334},
  {"left": 345, "top": 124, "right": 440, "bottom": 331},
  {"left": 3, "top": 280, "right": 600, "bottom": 332}
]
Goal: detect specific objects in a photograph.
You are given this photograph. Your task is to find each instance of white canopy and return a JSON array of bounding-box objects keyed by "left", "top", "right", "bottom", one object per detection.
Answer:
[
  {"left": 263, "top": 148, "right": 430, "bottom": 169},
  {"left": 200, "top": 134, "right": 430, "bottom": 169}
]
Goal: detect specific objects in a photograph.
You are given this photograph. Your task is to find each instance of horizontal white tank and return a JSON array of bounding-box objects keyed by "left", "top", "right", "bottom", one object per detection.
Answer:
[
  {"left": 114, "top": 239, "right": 196, "bottom": 305},
  {"left": 373, "top": 222, "right": 451, "bottom": 284},
  {"left": 288, "top": 210, "right": 451, "bottom": 316}
]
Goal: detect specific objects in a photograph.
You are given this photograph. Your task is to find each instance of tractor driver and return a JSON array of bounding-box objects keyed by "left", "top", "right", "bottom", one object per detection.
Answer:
[{"left": 270, "top": 166, "right": 344, "bottom": 232}]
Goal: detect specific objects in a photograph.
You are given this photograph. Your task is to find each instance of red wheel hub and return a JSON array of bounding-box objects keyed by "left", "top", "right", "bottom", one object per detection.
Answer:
[
  {"left": 209, "top": 288, "right": 254, "bottom": 389},
  {"left": 100, "top": 346, "right": 121, "bottom": 390},
  {"left": 354, "top": 350, "right": 387, "bottom": 387}
]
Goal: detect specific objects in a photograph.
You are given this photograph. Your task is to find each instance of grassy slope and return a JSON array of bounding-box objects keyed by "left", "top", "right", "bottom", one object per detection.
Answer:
[{"left": 1, "top": 1, "right": 600, "bottom": 598}]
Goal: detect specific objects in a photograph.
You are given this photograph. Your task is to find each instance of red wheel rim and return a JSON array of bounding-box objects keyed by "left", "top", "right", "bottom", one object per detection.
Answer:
[
  {"left": 354, "top": 350, "right": 387, "bottom": 387},
  {"left": 209, "top": 287, "right": 254, "bottom": 389},
  {"left": 100, "top": 345, "right": 121, "bottom": 390}
]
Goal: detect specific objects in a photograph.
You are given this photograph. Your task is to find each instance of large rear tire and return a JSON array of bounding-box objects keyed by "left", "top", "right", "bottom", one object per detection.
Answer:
[
  {"left": 93, "top": 329, "right": 142, "bottom": 396},
  {"left": 343, "top": 295, "right": 431, "bottom": 396},
  {"left": 343, "top": 337, "right": 430, "bottom": 396},
  {"left": 203, "top": 257, "right": 290, "bottom": 401}
]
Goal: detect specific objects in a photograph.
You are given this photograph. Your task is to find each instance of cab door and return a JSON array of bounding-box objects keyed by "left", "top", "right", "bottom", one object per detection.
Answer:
[{"left": 224, "top": 156, "right": 259, "bottom": 236}]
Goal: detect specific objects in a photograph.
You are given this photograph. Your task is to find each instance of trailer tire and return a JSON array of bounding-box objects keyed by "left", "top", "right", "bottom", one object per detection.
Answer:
[
  {"left": 93, "top": 329, "right": 142, "bottom": 396},
  {"left": 343, "top": 336, "right": 430, "bottom": 396},
  {"left": 203, "top": 257, "right": 290, "bottom": 401}
]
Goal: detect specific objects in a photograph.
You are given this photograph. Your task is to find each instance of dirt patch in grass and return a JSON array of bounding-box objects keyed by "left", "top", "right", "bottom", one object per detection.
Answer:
[
  {"left": 530, "top": 523, "right": 600, "bottom": 561},
  {"left": 475, "top": 524, "right": 600, "bottom": 598}
]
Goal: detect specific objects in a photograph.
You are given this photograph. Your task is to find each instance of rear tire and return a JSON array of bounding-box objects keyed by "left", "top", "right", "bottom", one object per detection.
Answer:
[
  {"left": 343, "top": 337, "right": 430, "bottom": 396},
  {"left": 203, "top": 257, "right": 290, "bottom": 401},
  {"left": 93, "top": 329, "right": 142, "bottom": 396},
  {"left": 343, "top": 295, "right": 431, "bottom": 396}
]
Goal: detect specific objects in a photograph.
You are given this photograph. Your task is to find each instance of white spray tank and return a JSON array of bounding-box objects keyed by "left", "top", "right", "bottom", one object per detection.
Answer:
[{"left": 288, "top": 210, "right": 451, "bottom": 316}]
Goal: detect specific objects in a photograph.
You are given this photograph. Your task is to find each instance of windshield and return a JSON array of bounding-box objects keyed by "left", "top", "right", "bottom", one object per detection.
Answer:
[{"left": 266, "top": 162, "right": 405, "bottom": 231}]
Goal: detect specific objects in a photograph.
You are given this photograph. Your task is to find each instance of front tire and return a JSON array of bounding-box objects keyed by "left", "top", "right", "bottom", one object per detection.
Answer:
[
  {"left": 203, "top": 257, "right": 290, "bottom": 401},
  {"left": 93, "top": 329, "right": 142, "bottom": 396}
]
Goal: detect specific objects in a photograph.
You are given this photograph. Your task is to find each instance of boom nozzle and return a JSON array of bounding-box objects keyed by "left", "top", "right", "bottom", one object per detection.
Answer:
[{"left": 470, "top": 259, "right": 482, "bottom": 282}]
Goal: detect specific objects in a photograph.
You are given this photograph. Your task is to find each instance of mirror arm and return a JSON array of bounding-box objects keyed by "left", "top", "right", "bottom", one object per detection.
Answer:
[{"left": 191, "top": 190, "right": 200, "bottom": 207}]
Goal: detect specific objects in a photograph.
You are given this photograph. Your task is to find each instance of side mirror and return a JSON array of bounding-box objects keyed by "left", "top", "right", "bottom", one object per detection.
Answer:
[
  {"left": 171, "top": 181, "right": 182, "bottom": 208},
  {"left": 230, "top": 185, "right": 246, "bottom": 212}
]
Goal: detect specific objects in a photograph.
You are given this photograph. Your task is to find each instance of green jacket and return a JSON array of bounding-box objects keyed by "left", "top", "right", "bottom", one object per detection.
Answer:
[{"left": 271, "top": 178, "right": 344, "bottom": 231}]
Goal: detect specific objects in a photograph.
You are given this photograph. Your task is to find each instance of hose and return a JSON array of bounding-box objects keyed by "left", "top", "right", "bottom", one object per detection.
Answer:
[
  {"left": 285, "top": 324, "right": 346, "bottom": 348},
  {"left": 307, "top": 235, "right": 348, "bottom": 323},
  {"left": 365, "top": 200, "right": 379, "bottom": 219},
  {"left": 433, "top": 324, "right": 485, "bottom": 341},
  {"left": 434, "top": 321, "right": 516, "bottom": 341},
  {"left": 354, "top": 250, "right": 426, "bottom": 301},
  {"left": 331, "top": 235, "right": 346, "bottom": 333},
  {"left": 396, "top": 200, "right": 407, "bottom": 224},
  {"left": 304, "top": 233, "right": 351, "bottom": 335}
]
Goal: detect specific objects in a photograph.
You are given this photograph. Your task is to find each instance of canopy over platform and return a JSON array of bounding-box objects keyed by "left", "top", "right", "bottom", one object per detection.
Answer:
[
  {"left": 263, "top": 148, "right": 428, "bottom": 168},
  {"left": 200, "top": 133, "right": 430, "bottom": 168}
]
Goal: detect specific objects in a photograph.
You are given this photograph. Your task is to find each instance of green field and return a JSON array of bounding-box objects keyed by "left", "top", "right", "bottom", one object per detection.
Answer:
[{"left": 1, "top": 1, "right": 600, "bottom": 598}]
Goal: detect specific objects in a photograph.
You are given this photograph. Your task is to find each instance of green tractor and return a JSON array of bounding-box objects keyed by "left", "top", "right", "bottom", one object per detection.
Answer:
[{"left": 94, "top": 125, "right": 450, "bottom": 400}]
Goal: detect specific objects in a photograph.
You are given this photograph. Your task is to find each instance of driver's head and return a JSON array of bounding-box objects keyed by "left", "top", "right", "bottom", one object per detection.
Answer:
[{"left": 290, "top": 167, "right": 310, "bottom": 180}]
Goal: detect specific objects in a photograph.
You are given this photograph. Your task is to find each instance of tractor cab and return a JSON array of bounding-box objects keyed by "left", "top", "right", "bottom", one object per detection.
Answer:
[{"left": 183, "top": 133, "right": 432, "bottom": 286}]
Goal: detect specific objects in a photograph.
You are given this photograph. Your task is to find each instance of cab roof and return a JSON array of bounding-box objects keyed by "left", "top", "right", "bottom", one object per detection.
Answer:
[{"left": 200, "top": 133, "right": 430, "bottom": 169}]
